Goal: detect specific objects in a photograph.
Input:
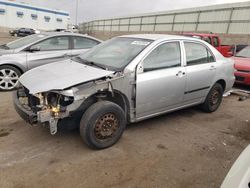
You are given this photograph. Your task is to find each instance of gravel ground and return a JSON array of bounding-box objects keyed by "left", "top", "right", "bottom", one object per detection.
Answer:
[
  {"left": 0, "top": 89, "right": 250, "bottom": 188},
  {"left": 0, "top": 36, "right": 250, "bottom": 188}
]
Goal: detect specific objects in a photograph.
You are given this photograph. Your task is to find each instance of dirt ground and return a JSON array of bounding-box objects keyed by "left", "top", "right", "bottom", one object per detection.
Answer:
[
  {"left": 1, "top": 36, "right": 250, "bottom": 188},
  {"left": 0, "top": 32, "right": 16, "bottom": 45},
  {"left": 0, "top": 88, "right": 250, "bottom": 188}
]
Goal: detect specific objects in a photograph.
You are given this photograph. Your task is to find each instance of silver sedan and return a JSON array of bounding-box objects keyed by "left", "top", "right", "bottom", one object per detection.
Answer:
[
  {"left": 14, "top": 34, "right": 235, "bottom": 149},
  {"left": 0, "top": 32, "right": 102, "bottom": 91}
]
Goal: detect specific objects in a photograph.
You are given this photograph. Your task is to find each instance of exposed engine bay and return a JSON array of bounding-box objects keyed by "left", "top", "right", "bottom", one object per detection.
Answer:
[{"left": 17, "top": 87, "right": 75, "bottom": 135}]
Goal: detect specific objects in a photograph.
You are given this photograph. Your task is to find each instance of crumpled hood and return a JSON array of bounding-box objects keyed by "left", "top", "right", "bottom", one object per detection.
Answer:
[{"left": 19, "top": 59, "right": 115, "bottom": 94}]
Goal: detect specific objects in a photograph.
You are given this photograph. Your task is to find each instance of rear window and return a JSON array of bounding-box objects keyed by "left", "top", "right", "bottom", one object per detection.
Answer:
[
  {"left": 184, "top": 42, "right": 215, "bottom": 65},
  {"left": 73, "top": 37, "right": 100, "bottom": 49}
]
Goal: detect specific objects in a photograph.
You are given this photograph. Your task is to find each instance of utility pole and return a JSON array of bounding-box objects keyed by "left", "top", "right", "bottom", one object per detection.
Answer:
[{"left": 75, "top": 0, "right": 78, "bottom": 26}]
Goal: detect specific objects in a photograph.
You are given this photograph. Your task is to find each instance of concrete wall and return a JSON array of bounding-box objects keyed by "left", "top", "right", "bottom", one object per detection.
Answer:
[
  {"left": 81, "top": 1, "right": 250, "bottom": 38},
  {"left": 87, "top": 30, "right": 250, "bottom": 45}
]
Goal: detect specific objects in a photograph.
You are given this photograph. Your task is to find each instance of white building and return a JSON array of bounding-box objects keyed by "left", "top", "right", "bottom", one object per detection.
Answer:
[{"left": 0, "top": 0, "right": 70, "bottom": 31}]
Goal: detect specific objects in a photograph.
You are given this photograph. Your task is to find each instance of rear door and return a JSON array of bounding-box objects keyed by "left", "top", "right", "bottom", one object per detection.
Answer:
[
  {"left": 136, "top": 41, "right": 186, "bottom": 118},
  {"left": 71, "top": 36, "right": 100, "bottom": 57},
  {"left": 26, "top": 36, "right": 71, "bottom": 70},
  {"left": 183, "top": 41, "right": 217, "bottom": 102}
]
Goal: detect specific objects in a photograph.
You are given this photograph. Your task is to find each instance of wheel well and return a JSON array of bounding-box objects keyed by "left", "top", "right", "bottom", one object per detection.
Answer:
[
  {"left": 216, "top": 79, "right": 226, "bottom": 91},
  {"left": 0, "top": 64, "right": 24, "bottom": 74},
  {"left": 98, "top": 91, "right": 130, "bottom": 122},
  {"left": 79, "top": 90, "right": 130, "bottom": 123}
]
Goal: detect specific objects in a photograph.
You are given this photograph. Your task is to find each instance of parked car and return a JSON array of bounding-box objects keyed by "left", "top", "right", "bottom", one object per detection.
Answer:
[
  {"left": 33, "top": 29, "right": 41, "bottom": 34},
  {"left": 13, "top": 34, "right": 235, "bottom": 149},
  {"left": 9, "top": 28, "right": 36, "bottom": 37},
  {"left": 0, "top": 32, "right": 102, "bottom": 91},
  {"left": 183, "top": 33, "right": 234, "bottom": 57},
  {"left": 233, "top": 44, "right": 248, "bottom": 54},
  {"left": 221, "top": 145, "right": 250, "bottom": 188},
  {"left": 52, "top": 29, "right": 70, "bottom": 32},
  {"left": 233, "top": 46, "right": 250, "bottom": 85}
]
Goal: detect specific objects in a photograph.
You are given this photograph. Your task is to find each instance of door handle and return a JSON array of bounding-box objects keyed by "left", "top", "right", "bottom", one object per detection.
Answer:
[
  {"left": 209, "top": 65, "right": 216, "bottom": 71},
  {"left": 176, "top": 71, "right": 186, "bottom": 77}
]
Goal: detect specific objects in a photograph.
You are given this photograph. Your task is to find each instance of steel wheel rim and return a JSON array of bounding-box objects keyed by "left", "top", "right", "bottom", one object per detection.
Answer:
[
  {"left": 94, "top": 113, "right": 119, "bottom": 141},
  {"left": 0, "top": 69, "right": 19, "bottom": 90},
  {"left": 209, "top": 89, "right": 220, "bottom": 106}
]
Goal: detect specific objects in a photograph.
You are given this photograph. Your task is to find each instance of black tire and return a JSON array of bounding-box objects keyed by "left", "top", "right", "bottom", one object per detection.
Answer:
[
  {"left": 80, "top": 101, "right": 126, "bottom": 149},
  {"left": 0, "top": 65, "right": 21, "bottom": 91},
  {"left": 200, "top": 83, "right": 223, "bottom": 113}
]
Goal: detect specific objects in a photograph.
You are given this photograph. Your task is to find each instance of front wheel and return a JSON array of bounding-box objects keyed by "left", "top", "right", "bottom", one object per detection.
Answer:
[
  {"left": 200, "top": 83, "right": 223, "bottom": 113},
  {"left": 0, "top": 65, "right": 21, "bottom": 91},
  {"left": 80, "top": 101, "right": 126, "bottom": 149}
]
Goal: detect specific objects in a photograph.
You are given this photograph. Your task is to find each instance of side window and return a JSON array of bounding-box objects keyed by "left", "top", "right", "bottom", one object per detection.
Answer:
[
  {"left": 143, "top": 42, "right": 181, "bottom": 72},
  {"left": 73, "top": 37, "right": 100, "bottom": 49},
  {"left": 213, "top": 37, "right": 219, "bottom": 47},
  {"left": 184, "top": 42, "right": 215, "bottom": 66},
  {"left": 31, "top": 36, "right": 69, "bottom": 51}
]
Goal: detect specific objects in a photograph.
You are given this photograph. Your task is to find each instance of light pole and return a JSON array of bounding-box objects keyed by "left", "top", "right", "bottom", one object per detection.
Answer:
[{"left": 75, "top": 0, "right": 78, "bottom": 26}]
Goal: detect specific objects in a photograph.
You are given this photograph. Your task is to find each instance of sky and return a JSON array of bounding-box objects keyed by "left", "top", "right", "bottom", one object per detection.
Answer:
[{"left": 14, "top": 0, "right": 250, "bottom": 24}]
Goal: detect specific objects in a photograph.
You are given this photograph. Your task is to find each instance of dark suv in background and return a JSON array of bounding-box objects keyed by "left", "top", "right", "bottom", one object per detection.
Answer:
[{"left": 9, "top": 28, "right": 36, "bottom": 37}]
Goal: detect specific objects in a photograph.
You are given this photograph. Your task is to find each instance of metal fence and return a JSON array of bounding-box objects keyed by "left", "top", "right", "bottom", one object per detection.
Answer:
[{"left": 81, "top": 1, "right": 250, "bottom": 34}]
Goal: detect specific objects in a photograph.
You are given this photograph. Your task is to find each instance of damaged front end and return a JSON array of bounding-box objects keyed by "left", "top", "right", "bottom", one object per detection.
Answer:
[
  {"left": 13, "top": 72, "right": 125, "bottom": 135},
  {"left": 14, "top": 87, "right": 75, "bottom": 135}
]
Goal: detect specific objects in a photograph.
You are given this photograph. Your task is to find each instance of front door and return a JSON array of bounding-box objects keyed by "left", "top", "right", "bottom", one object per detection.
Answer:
[
  {"left": 26, "top": 36, "right": 71, "bottom": 70},
  {"left": 136, "top": 41, "right": 186, "bottom": 119}
]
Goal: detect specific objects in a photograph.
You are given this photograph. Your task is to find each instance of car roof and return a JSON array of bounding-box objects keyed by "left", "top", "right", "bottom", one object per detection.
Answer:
[
  {"left": 183, "top": 32, "right": 219, "bottom": 37},
  {"left": 119, "top": 34, "right": 197, "bottom": 41},
  {"left": 40, "top": 32, "right": 87, "bottom": 37},
  {"left": 38, "top": 32, "right": 102, "bottom": 41}
]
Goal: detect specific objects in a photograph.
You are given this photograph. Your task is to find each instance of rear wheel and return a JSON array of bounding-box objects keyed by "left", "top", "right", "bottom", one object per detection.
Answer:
[
  {"left": 200, "top": 83, "right": 223, "bottom": 113},
  {"left": 0, "top": 65, "right": 21, "bottom": 91},
  {"left": 80, "top": 101, "right": 126, "bottom": 149}
]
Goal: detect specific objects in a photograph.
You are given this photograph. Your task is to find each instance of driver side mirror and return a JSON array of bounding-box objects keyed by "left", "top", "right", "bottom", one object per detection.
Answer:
[{"left": 28, "top": 46, "right": 41, "bottom": 52}]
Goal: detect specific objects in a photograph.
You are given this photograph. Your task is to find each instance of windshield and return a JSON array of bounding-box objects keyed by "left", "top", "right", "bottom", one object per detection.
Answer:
[
  {"left": 236, "top": 46, "right": 250, "bottom": 58},
  {"left": 78, "top": 37, "right": 152, "bottom": 71},
  {"left": 4, "top": 34, "right": 47, "bottom": 49}
]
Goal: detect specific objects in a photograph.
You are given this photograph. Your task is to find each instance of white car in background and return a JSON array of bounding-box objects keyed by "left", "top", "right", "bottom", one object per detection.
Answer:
[{"left": 221, "top": 145, "right": 250, "bottom": 188}]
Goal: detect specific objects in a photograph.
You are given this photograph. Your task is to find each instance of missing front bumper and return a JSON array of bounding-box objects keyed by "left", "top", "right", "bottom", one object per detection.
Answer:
[
  {"left": 13, "top": 90, "right": 38, "bottom": 124},
  {"left": 13, "top": 90, "right": 59, "bottom": 135}
]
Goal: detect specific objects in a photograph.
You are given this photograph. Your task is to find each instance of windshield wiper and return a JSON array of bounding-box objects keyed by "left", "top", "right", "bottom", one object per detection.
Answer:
[
  {"left": 73, "top": 57, "right": 107, "bottom": 70},
  {"left": 0, "top": 44, "right": 9, "bottom": 50}
]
